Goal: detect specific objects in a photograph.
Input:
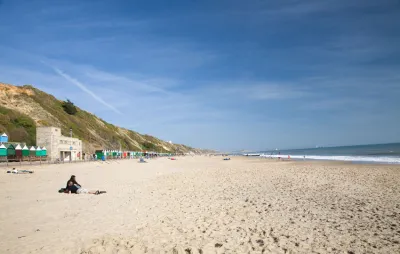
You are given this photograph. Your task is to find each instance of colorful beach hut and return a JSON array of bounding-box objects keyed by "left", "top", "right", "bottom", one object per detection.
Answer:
[
  {"left": 22, "top": 145, "right": 29, "bottom": 156},
  {"left": 95, "top": 150, "right": 104, "bottom": 160},
  {"left": 29, "top": 146, "right": 36, "bottom": 157},
  {"left": 15, "top": 144, "right": 22, "bottom": 159},
  {"left": 0, "top": 133, "right": 8, "bottom": 143},
  {"left": 22, "top": 145, "right": 29, "bottom": 160},
  {"left": 35, "top": 147, "right": 42, "bottom": 157},
  {"left": 0, "top": 144, "right": 6, "bottom": 156},
  {"left": 7, "top": 144, "right": 16, "bottom": 156},
  {"left": 41, "top": 147, "right": 47, "bottom": 157},
  {"left": 6, "top": 144, "right": 16, "bottom": 161}
]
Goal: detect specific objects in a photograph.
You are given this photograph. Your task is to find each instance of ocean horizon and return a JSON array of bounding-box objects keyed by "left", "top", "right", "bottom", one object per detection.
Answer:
[{"left": 253, "top": 142, "right": 400, "bottom": 164}]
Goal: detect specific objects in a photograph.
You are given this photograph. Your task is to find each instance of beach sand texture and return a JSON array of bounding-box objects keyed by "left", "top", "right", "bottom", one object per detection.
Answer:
[{"left": 0, "top": 157, "right": 399, "bottom": 253}]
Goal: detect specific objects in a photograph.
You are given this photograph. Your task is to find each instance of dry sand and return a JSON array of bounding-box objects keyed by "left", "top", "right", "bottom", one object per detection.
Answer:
[{"left": 0, "top": 157, "right": 399, "bottom": 254}]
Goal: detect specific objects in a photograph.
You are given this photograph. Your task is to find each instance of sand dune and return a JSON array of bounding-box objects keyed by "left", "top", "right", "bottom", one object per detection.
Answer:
[{"left": 0, "top": 157, "right": 399, "bottom": 253}]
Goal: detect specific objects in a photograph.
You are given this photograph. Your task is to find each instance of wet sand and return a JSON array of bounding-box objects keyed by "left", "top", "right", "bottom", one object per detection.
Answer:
[{"left": 0, "top": 157, "right": 399, "bottom": 253}]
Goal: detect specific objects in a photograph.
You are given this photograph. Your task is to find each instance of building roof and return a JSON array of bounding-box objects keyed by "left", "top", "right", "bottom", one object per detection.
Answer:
[
  {"left": 1, "top": 133, "right": 7, "bottom": 137},
  {"left": 22, "top": 145, "right": 29, "bottom": 150},
  {"left": 30, "top": 146, "right": 36, "bottom": 151},
  {"left": 15, "top": 144, "right": 22, "bottom": 150},
  {"left": 0, "top": 144, "right": 5, "bottom": 149}
]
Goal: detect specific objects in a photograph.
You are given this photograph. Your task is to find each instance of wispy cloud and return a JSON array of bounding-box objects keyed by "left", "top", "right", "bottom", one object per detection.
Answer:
[
  {"left": 42, "top": 62, "right": 123, "bottom": 115},
  {"left": 203, "top": 82, "right": 311, "bottom": 101}
]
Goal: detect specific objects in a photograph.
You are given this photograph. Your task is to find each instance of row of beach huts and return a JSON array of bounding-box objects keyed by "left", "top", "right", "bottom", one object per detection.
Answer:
[
  {"left": 94, "top": 150, "right": 173, "bottom": 160},
  {"left": 1, "top": 132, "right": 178, "bottom": 162},
  {"left": 0, "top": 133, "right": 47, "bottom": 161},
  {"left": 0, "top": 143, "right": 47, "bottom": 161}
]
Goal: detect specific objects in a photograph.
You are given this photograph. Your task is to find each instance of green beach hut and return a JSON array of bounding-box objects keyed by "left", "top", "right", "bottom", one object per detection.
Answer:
[
  {"left": 41, "top": 147, "right": 47, "bottom": 157},
  {"left": 0, "top": 144, "right": 6, "bottom": 156},
  {"left": 35, "top": 147, "right": 42, "bottom": 157},
  {"left": 22, "top": 145, "right": 29, "bottom": 156},
  {"left": 95, "top": 150, "right": 104, "bottom": 160},
  {"left": 7, "top": 144, "right": 16, "bottom": 156},
  {"left": 22, "top": 145, "right": 30, "bottom": 159},
  {"left": 29, "top": 146, "right": 36, "bottom": 156}
]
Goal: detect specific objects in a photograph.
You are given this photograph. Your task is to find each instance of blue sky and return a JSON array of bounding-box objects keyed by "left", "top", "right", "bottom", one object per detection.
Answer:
[{"left": 0, "top": 0, "right": 399, "bottom": 151}]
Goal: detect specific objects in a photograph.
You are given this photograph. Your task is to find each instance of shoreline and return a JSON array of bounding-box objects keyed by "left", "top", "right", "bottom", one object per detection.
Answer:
[{"left": 238, "top": 155, "right": 400, "bottom": 165}]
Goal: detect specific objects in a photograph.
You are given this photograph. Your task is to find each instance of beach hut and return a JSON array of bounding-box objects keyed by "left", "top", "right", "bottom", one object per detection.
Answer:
[
  {"left": 29, "top": 146, "right": 36, "bottom": 157},
  {"left": 6, "top": 144, "right": 16, "bottom": 161},
  {"left": 35, "top": 147, "right": 42, "bottom": 157},
  {"left": 22, "top": 145, "right": 29, "bottom": 156},
  {"left": 15, "top": 144, "right": 22, "bottom": 159},
  {"left": 22, "top": 145, "right": 29, "bottom": 160},
  {"left": 7, "top": 144, "right": 16, "bottom": 156},
  {"left": 41, "top": 147, "right": 47, "bottom": 157},
  {"left": 0, "top": 133, "right": 8, "bottom": 143},
  {"left": 0, "top": 144, "right": 6, "bottom": 157},
  {"left": 95, "top": 150, "right": 104, "bottom": 160}
]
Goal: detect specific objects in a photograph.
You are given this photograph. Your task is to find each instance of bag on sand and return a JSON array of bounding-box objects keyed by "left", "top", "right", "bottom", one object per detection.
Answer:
[{"left": 58, "top": 188, "right": 66, "bottom": 193}]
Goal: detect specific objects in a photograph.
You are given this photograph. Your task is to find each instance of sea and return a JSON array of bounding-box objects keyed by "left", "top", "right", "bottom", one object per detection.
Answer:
[{"left": 257, "top": 143, "right": 400, "bottom": 164}]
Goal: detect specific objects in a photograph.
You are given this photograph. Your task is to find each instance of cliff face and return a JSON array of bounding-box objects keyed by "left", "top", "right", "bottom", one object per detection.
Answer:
[{"left": 0, "top": 83, "right": 205, "bottom": 153}]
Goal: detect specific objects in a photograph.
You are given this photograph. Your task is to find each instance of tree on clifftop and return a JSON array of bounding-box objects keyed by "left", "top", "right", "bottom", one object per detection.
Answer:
[{"left": 62, "top": 99, "right": 78, "bottom": 115}]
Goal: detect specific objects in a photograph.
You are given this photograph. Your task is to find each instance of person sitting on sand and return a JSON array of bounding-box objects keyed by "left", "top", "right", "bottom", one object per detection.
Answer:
[
  {"left": 66, "top": 181, "right": 104, "bottom": 195},
  {"left": 66, "top": 175, "right": 81, "bottom": 189}
]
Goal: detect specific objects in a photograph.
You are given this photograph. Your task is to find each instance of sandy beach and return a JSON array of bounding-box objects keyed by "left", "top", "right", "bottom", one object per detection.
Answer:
[{"left": 0, "top": 157, "right": 399, "bottom": 254}]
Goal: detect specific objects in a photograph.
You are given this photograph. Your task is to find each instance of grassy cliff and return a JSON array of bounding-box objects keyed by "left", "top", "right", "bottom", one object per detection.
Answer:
[{"left": 0, "top": 83, "right": 206, "bottom": 153}]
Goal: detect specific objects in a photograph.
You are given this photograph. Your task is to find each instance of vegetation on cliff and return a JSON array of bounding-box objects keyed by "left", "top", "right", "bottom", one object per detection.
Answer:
[{"left": 0, "top": 83, "right": 205, "bottom": 153}]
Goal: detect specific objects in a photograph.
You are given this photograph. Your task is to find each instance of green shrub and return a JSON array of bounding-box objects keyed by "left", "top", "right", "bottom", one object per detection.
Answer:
[{"left": 62, "top": 99, "right": 78, "bottom": 115}]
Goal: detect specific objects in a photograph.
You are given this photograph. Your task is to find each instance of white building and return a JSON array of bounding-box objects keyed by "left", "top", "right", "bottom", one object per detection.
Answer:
[{"left": 36, "top": 127, "right": 83, "bottom": 161}]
